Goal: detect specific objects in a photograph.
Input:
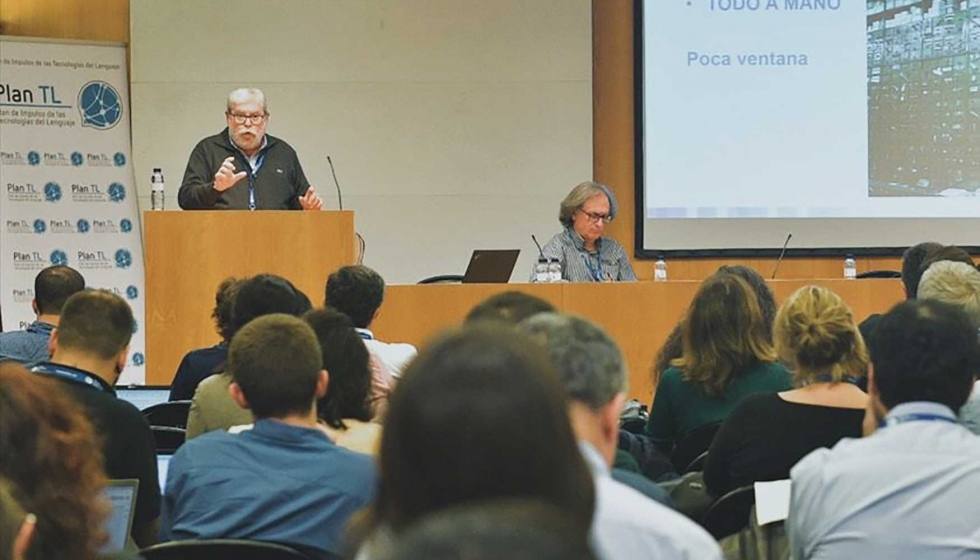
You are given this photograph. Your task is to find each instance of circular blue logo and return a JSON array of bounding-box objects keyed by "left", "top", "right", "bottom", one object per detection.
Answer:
[
  {"left": 132, "top": 320, "right": 139, "bottom": 334},
  {"left": 114, "top": 248, "right": 132, "bottom": 269},
  {"left": 44, "top": 182, "right": 62, "bottom": 202},
  {"left": 50, "top": 250, "right": 68, "bottom": 266},
  {"left": 120, "top": 218, "right": 133, "bottom": 233},
  {"left": 76, "top": 219, "right": 90, "bottom": 233},
  {"left": 132, "top": 352, "right": 145, "bottom": 366},
  {"left": 33, "top": 219, "right": 46, "bottom": 234},
  {"left": 125, "top": 285, "right": 139, "bottom": 300},
  {"left": 77, "top": 81, "right": 123, "bottom": 130},
  {"left": 113, "top": 152, "right": 126, "bottom": 167},
  {"left": 70, "top": 152, "right": 84, "bottom": 166},
  {"left": 27, "top": 151, "right": 41, "bottom": 166},
  {"left": 108, "top": 182, "right": 126, "bottom": 202}
]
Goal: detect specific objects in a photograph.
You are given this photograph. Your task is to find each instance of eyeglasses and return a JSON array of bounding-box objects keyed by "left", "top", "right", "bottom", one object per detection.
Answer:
[
  {"left": 579, "top": 210, "right": 613, "bottom": 224},
  {"left": 227, "top": 112, "right": 267, "bottom": 125}
]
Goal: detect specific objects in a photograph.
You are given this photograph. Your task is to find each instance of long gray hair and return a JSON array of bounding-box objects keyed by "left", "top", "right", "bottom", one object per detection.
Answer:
[{"left": 558, "top": 182, "right": 618, "bottom": 228}]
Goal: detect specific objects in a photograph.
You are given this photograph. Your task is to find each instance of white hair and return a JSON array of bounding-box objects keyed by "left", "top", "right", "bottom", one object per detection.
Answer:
[
  {"left": 226, "top": 88, "right": 268, "bottom": 113},
  {"left": 918, "top": 260, "right": 980, "bottom": 329}
]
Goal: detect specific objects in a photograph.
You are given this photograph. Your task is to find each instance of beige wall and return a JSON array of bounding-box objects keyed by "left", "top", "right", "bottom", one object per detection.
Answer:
[{"left": 129, "top": 0, "right": 593, "bottom": 285}]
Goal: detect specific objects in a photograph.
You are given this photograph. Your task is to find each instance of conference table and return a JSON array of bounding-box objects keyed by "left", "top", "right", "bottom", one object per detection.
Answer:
[{"left": 370, "top": 279, "right": 904, "bottom": 401}]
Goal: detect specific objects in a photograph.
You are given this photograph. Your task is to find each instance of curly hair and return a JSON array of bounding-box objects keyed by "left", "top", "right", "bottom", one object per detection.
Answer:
[
  {"left": 211, "top": 277, "right": 243, "bottom": 342},
  {"left": 0, "top": 363, "right": 109, "bottom": 560}
]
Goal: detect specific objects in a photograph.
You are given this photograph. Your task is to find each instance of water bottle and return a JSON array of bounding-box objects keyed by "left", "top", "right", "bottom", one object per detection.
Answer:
[
  {"left": 654, "top": 255, "right": 668, "bottom": 282},
  {"left": 547, "top": 258, "right": 562, "bottom": 283},
  {"left": 844, "top": 254, "right": 857, "bottom": 280},
  {"left": 533, "top": 258, "right": 549, "bottom": 283},
  {"left": 151, "top": 168, "right": 165, "bottom": 211}
]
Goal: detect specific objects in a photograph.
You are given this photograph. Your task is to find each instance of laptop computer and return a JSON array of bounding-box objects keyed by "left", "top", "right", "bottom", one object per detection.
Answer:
[
  {"left": 462, "top": 250, "right": 520, "bottom": 284},
  {"left": 101, "top": 479, "right": 139, "bottom": 553}
]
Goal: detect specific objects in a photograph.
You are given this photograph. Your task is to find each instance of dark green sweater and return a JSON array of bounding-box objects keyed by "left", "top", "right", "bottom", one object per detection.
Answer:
[{"left": 645, "top": 362, "right": 792, "bottom": 449}]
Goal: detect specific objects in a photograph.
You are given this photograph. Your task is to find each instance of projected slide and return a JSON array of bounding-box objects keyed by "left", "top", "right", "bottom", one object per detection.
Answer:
[{"left": 642, "top": 0, "right": 980, "bottom": 222}]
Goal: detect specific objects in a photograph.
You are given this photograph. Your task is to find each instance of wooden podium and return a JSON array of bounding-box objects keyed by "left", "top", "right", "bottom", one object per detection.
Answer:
[{"left": 143, "top": 211, "right": 355, "bottom": 385}]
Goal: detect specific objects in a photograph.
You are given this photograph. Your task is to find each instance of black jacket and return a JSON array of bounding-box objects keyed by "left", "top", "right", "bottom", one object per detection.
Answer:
[{"left": 178, "top": 129, "right": 310, "bottom": 210}]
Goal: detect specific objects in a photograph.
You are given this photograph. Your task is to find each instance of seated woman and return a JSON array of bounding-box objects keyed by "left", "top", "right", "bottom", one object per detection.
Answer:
[
  {"left": 645, "top": 273, "right": 792, "bottom": 461},
  {"left": 534, "top": 181, "right": 635, "bottom": 282},
  {"left": 703, "top": 285, "right": 868, "bottom": 497},
  {"left": 352, "top": 325, "right": 594, "bottom": 558},
  {"left": 303, "top": 308, "right": 382, "bottom": 455}
]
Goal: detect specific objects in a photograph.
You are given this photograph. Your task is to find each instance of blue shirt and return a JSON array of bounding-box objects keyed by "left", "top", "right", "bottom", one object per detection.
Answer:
[
  {"left": 161, "top": 419, "right": 376, "bottom": 558},
  {"left": 0, "top": 321, "right": 54, "bottom": 363},
  {"left": 168, "top": 344, "right": 227, "bottom": 401},
  {"left": 789, "top": 402, "right": 980, "bottom": 560}
]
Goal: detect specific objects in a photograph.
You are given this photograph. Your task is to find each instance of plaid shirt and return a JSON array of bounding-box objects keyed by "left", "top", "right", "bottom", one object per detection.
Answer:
[{"left": 533, "top": 228, "right": 636, "bottom": 282}]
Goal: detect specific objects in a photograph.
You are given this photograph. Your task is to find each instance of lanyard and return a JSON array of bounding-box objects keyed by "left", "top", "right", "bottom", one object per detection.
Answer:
[
  {"left": 245, "top": 152, "right": 266, "bottom": 211},
  {"left": 358, "top": 331, "right": 374, "bottom": 341},
  {"left": 581, "top": 252, "right": 605, "bottom": 282},
  {"left": 31, "top": 363, "right": 110, "bottom": 393},
  {"left": 25, "top": 322, "right": 54, "bottom": 335},
  {"left": 880, "top": 413, "right": 958, "bottom": 429}
]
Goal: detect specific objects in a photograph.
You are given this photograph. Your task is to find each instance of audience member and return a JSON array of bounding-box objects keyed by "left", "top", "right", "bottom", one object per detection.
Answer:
[
  {"left": 26, "top": 291, "right": 158, "bottom": 547},
  {"left": 521, "top": 313, "right": 721, "bottom": 559},
  {"left": 645, "top": 273, "right": 792, "bottom": 456},
  {"left": 0, "top": 266, "right": 84, "bottom": 364},
  {"left": 374, "top": 500, "right": 597, "bottom": 560},
  {"left": 0, "top": 363, "right": 110, "bottom": 560},
  {"left": 917, "top": 260, "right": 980, "bottom": 435},
  {"left": 304, "top": 308, "right": 381, "bottom": 455},
  {"left": 187, "top": 274, "right": 312, "bottom": 439},
  {"left": 162, "top": 315, "right": 375, "bottom": 559},
  {"left": 353, "top": 325, "right": 594, "bottom": 558},
  {"left": 704, "top": 286, "right": 868, "bottom": 496},
  {"left": 789, "top": 299, "right": 980, "bottom": 559},
  {"left": 326, "top": 265, "right": 416, "bottom": 377},
  {"left": 651, "top": 265, "right": 776, "bottom": 386},
  {"left": 465, "top": 291, "right": 556, "bottom": 325},
  {"left": 168, "top": 277, "right": 241, "bottom": 401},
  {"left": 917, "top": 245, "right": 977, "bottom": 278}
]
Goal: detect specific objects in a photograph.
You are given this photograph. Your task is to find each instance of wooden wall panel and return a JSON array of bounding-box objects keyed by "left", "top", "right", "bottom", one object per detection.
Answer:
[
  {"left": 0, "top": 0, "right": 130, "bottom": 43},
  {"left": 591, "top": 0, "right": 904, "bottom": 281}
]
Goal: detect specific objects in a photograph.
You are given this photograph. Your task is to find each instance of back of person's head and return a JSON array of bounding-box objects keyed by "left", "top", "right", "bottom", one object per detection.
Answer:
[
  {"left": 465, "top": 291, "right": 556, "bottom": 325},
  {"left": 0, "top": 363, "right": 108, "bottom": 560},
  {"left": 55, "top": 290, "right": 133, "bottom": 361},
  {"left": 651, "top": 324, "right": 684, "bottom": 386},
  {"left": 303, "top": 308, "right": 373, "bottom": 428},
  {"left": 372, "top": 325, "right": 594, "bottom": 533},
  {"left": 869, "top": 299, "right": 980, "bottom": 412},
  {"left": 918, "top": 261, "right": 980, "bottom": 330},
  {"left": 375, "top": 500, "right": 596, "bottom": 560},
  {"left": 230, "top": 274, "right": 311, "bottom": 336},
  {"left": 775, "top": 285, "right": 869, "bottom": 385},
  {"left": 228, "top": 314, "right": 323, "bottom": 419},
  {"left": 33, "top": 266, "right": 85, "bottom": 316},
  {"left": 325, "top": 265, "right": 385, "bottom": 329},
  {"left": 674, "top": 273, "right": 776, "bottom": 396},
  {"left": 917, "top": 245, "right": 976, "bottom": 286},
  {"left": 211, "top": 277, "right": 242, "bottom": 343},
  {"left": 519, "top": 313, "right": 626, "bottom": 410},
  {"left": 901, "top": 242, "right": 944, "bottom": 299},
  {"left": 716, "top": 265, "right": 777, "bottom": 339}
]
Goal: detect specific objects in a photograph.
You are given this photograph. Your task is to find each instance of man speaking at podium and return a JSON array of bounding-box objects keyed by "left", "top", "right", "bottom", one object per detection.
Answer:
[{"left": 178, "top": 88, "right": 323, "bottom": 211}]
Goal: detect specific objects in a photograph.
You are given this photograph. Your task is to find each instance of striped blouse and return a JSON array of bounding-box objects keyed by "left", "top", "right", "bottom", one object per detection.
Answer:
[{"left": 532, "top": 228, "right": 637, "bottom": 283}]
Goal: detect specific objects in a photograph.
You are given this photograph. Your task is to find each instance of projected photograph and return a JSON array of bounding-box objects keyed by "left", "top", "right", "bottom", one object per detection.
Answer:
[{"left": 868, "top": 0, "right": 980, "bottom": 198}]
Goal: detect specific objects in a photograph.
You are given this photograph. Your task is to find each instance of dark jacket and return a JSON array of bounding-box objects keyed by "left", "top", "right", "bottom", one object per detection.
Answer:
[{"left": 178, "top": 129, "right": 310, "bottom": 210}]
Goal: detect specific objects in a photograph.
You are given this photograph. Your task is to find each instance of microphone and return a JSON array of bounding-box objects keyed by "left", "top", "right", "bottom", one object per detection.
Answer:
[
  {"left": 771, "top": 233, "right": 793, "bottom": 280},
  {"left": 326, "top": 155, "right": 343, "bottom": 211},
  {"left": 532, "top": 234, "right": 546, "bottom": 260}
]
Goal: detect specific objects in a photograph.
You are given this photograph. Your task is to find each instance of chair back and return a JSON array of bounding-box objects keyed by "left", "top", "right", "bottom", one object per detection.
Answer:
[
  {"left": 684, "top": 450, "right": 709, "bottom": 474},
  {"left": 150, "top": 426, "right": 186, "bottom": 454},
  {"left": 856, "top": 270, "right": 901, "bottom": 279},
  {"left": 141, "top": 539, "right": 321, "bottom": 560},
  {"left": 671, "top": 422, "right": 722, "bottom": 472},
  {"left": 701, "top": 485, "right": 756, "bottom": 540},
  {"left": 142, "top": 400, "right": 191, "bottom": 429}
]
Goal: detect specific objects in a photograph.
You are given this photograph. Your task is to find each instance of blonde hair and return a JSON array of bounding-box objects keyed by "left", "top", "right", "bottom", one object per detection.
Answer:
[
  {"left": 774, "top": 285, "right": 868, "bottom": 385},
  {"left": 673, "top": 274, "right": 776, "bottom": 397},
  {"left": 918, "top": 261, "right": 980, "bottom": 329}
]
